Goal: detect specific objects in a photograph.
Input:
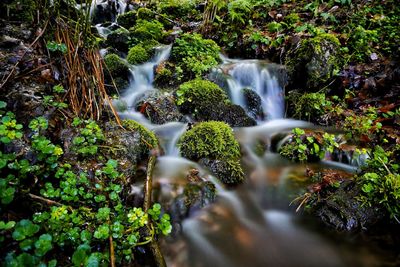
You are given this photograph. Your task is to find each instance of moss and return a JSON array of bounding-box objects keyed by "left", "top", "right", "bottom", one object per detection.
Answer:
[
  {"left": 104, "top": 53, "right": 129, "bottom": 76},
  {"left": 136, "top": 7, "right": 156, "bottom": 20},
  {"left": 285, "top": 33, "right": 341, "bottom": 90},
  {"left": 130, "top": 19, "right": 165, "bottom": 43},
  {"left": 127, "top": 45, "right": 150, "bottom": 65},
  {"left": 122, "top": 119, "right": 158, "bottom": 152},
  {"left": 117, "top": 10, "right": 137, "bottom": 29},
  {"left": 200, "top": 159, "right": 245, "bottom": 185},
  {"left": 284, "top": 13, "right": 301, "bottom": 25},
  {"left": 7, "top": 0, "right": 37, "bottom": 21},
  {"left": 176, "top": 79, "right": 229, "bottom": 115},
  {"left": 178, "top": 121, "right": 241, "bottom": 161},
  {"left": 158, "top": 0, "right": 196, "bottom": 20}
]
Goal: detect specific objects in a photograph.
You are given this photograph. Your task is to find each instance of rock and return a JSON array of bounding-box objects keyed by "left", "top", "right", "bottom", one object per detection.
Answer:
[
  {"left": 311, "top": 180, "right": 385, "bottom": 231},
  {"left": 199, "top": 158, "right": 245, "bottom": 186},
  {"left": 242, "top": 88, "right": 263, "bottom": 120},
  {"left": 105, "top": 28, "right": 131, "bottom": 53},
  {"left": 135, "top": 91, "right": 185, "bottom": 124},
  {"left": 285, "top": 33, "right": 341, "bottom": 90},
  {"left": 103, "top": 120, "right": 159, "bottom": 180},
  {"left": 92, "top": 0, "right": 126, "bottom": 24},
  {"left": 0, "top": 35, "right": 20, "bottom": 49},
  {"left": 196, "top": 102, "right": 257, "bottom": 127},
  {"left": 103, "top": 53, "right": 131, "bottom": 93}
]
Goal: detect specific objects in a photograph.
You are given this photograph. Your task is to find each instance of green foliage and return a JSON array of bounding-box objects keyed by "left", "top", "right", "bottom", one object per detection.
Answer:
[
  {"left": 171, "top": 33, "right": 221, "bottom": 78},
  {"left": 72, "top": 119, "right": 105, "bottom": 157},
  {"left": 127, "top": 44, "right": 150, "bottom": 65},
  {"left": 358, "top": 146, "right": 400, "bottom": 220},
  {"left": 179, "top": 121, "right": 241, "bottom": 161},
  {"left": 104, "top": 53, "right": 129, "bottom": 76},
  {"left": 228, "top": 0, "right": 252, "bottom": 25},
  {"left": 46, "top": 41, "right": 67, "bottom": 54},
  {"left": 176, "top": 79, "right": 229, "bottom": 115},
  {"left": 288, "top": 92, "right": 334, "bottom": 121},
  {"left": 0, "top": 112, "right": 23, "bottom": 144},
  {"left": 341, "top": 106, "right": 382, "bottom": 143},
  {"left": 158, "top": 0, "right": 196, "bottom": 19},
  {"left": 348, "top": 26, "right": 379, "bottom": 61},
  {"left": 279, "top": 128, "right": 339, "bottom": 162}
]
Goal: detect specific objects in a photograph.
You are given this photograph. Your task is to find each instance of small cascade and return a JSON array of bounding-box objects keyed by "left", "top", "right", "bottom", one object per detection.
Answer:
[
  {"left": 90, "top": 0, "right": 127, "bottom": 37},
  {"left": 213, "top": 57, "right": 286, "bottom": 121},
  {"left": 123, "top": 45, "right": 172, "bottom": 108}
]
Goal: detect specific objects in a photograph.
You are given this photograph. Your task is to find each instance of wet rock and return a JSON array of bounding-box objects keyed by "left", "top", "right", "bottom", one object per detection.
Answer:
[
  {"left": 242, "top": 88, "right": 263, "bottom": 120},
  {"left": 311, "top": 180, "right": 385, "bottom": 231},
  {"left": 135, "top": 91, "right": 185, "bottom": 124},
  {"left": 0, "top": 35, "right": 20, "bottom": 49},
  {"left": 196, "top": 102, "right": 256, "bottom": 127},
  {"left": 285, "top": 33, "right": 341, "bottom": 91},
  {"left": 105, "top": 28, "right": 131, "bottom": 53},
  {"left": 103, "top": 53, "right": 131, "bottom": 93},
  {"left": 102, "top": 120, "right": 159, "bottom": 180},
  {"left": 199, "top": 158, "right": 245, "bottom": 186},
  {"left": 92, "top": 0, "right": 126, "bottom": 24}
]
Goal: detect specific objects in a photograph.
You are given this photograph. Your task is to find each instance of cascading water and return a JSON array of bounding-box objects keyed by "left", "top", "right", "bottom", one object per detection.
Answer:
[
  {"left": 90, "top": 0, "right": 127, "bottom": 37},
  {"left": 213, "top": 57, "right": 286, "bottom": 121},
  {"left": 108, "top": 39, "right": 387, "bottom": 266}
]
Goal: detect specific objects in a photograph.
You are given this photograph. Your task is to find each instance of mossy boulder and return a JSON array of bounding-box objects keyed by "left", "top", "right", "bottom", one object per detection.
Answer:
[
  {"left": 104, "top": 120, "right": 158, "bottom": 178},
  {"left": 117, "top": 10, "right": 137, "bottom": 29},
  {"left": 104, "top": 53, "right": 129, "bottom": 77},
  {"left": 176, "top": 79, "right": 229, "bottom": 115},
  {"left": 2, "top": 0, "right": 37, "bottom": 22},
  {"left": 136, "top": 7, "right": 156, "bottom": 21},
  {"left": 179, "top": 121, "right": 240, "bottom": 161},
  {"left": 127, "top": 44, "right": 150, "bottom": 65},
  {"left": 171, "top": 33, "right": 221, "bottom": 78},
  {"left": 130, "top": 19, "right": 164, "bottom": 43},
  {"left": 178, "top": 121, "right": 244, "bottom": 185},
  {"left": 285, "top": 33, "right": 341, "bottom": 90}
]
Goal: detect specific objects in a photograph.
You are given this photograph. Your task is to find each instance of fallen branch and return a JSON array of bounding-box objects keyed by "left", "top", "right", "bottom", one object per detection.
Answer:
[
  {"left": 109, "top": 236, "right": 116, "bottom": 267},
  {"left": 28, "top": 193, "right": 63, "bottom": 207},
  {"left": 143, "top": 154, "right": 167, "bottom": 267}
]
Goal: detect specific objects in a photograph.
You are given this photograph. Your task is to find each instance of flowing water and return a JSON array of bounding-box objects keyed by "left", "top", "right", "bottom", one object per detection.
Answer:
[{"left": 99, "top": 24, "right": 394, "bottom": 264}]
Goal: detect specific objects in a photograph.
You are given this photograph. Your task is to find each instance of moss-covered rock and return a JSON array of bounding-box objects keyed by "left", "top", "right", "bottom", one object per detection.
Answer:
[
  {"left": 176, "top": 79, "right": 229, "bottom": 115},
  {"left": 4, "top": 0, "right": 37, "bottom": 22},
  {"left": 199, "top": 158, "right": 245, "bottom": 186},
  {"left": 117, "top": 10, "right": 137, "bottom": 29},
  {"left": 130, "top": 19, "right": 164, "bottom": 43},
  {"left": 136, "top": 7, "right": 156, "bottom": 21},
  {"left": 104, "top": 120, "right": 158, "bottom": 178},
  {"left": 127, "top": 44, "right": 150, "bottom": 65},
  {"left": 104, "top": 53, "right": 129, "bottom": 77},
  {"left": 285, "top": 33, "right": 341, "bottom": 90},
  {"left": 179, "top": 121, "right": 240, "bottom": 161},
  {"left": 178, "top": 121, "right": 244, "bottom": 185}
]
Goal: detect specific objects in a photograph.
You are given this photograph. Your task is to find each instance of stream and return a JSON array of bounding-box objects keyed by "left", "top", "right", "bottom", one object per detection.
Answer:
[
  {"left": 91, "top": 4, "right": 394, "bottom": 265},
  {"left": 111, "top": 45, "right": 393, "bottom": 267}
]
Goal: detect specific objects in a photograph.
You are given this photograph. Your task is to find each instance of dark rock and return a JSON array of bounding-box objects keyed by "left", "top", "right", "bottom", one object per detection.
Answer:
[
  {"left": 135, "top": 91, "right": 185, "bottom": 124},
  {"left": 196, "top": 102, "right": 257, "bottom": 127},
  {"left": 92, "top": 0, "right": 126, "bottom": 24},
  {"left": 242, "top": 88, "right": 263, "bottom": 120},
  {"left": 285, "top": 34, "right": 341, "bottom": 91},
  {"left": 105, "top": 28, "right": 131, "bottom": 53},
  {"left": 199, "top": 158, "right": 245, "bottom": 186},
  {"left": 311, "top": 180, "right": 385, "bottom": 231}
]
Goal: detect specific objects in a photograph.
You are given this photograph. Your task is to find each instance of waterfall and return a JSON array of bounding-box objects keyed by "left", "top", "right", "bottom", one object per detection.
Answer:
[{"left": 213, "top": 57, "right": 286, "bottom": 121}]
